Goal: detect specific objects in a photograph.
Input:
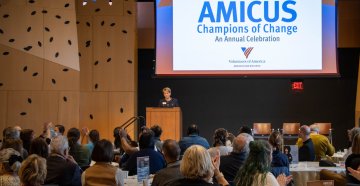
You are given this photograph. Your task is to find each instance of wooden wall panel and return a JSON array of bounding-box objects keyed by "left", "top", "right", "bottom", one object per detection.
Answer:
[
  {"left": 109, "top": 92, "right": 136, "bottom": 139},
  {"left": 0, "top": 45, "right": 44, "bottom": 91},
  {"left": 58, "top": 91, "right": 79, "bottom": 129},
  {"left": 338, "top": 1, "right": 360, "bottom": 48},
  {"left": 77, "top": 15, "right": 93, "bottom": 91},
  {"left": 0, "top": 0, "right": 26, "bottom": 6},
  {"left": 7, "top": 91, "right": 59, "bottom": 135},
  {"left": 0, "top": 6, "right": 44, "bottom": 58},
  {"left": 76, "top": 0, "right": 124, "bottom": 16},
  {"left": 29, "top": 0, "right": 75, "bottom": 9},
  {"left": 80, "top": 92, "right": 109, "bottom": 139},
  {"left": 93, "top": 16, "right": 135, "bottom": 92},
  {"left": 43, "top": 8, "right": 79, "bottom": 70},
  {"left": 43, "top": 60, "right": 79, "bottom": 91},
  {"left": 0, "top": 91, "right": 7, "bottom": 134}
]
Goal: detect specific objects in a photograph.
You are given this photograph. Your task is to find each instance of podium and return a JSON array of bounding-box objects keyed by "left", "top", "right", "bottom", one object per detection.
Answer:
[{"left": 146, "top": 107, "right": 182, "bottom": 141}]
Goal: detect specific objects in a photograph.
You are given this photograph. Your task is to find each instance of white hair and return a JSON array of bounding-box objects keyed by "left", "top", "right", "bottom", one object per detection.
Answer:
[{"left": 50, "top": 135, "right": 69, "bottom": 154}]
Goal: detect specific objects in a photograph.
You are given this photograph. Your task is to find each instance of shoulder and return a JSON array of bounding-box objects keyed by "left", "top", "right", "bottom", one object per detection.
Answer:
[{"left": 265, "top": 172, "right": 279, "bottom": 185}]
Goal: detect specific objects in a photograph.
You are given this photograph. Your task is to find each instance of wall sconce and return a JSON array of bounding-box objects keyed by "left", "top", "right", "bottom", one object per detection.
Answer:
[{"left": 82, "top": 0, "right": 113, "bottom": 6}]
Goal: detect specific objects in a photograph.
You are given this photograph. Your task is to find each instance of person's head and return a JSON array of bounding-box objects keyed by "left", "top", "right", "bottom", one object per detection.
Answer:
[
  {"left": 162, "top": 87, "right": 172, "bottom": 99},
  {"left": 139, "top": 130, "right": 155, "bottom": 149},
  {"left": 20, "top": 129, "right": 35, "bottom": 151},
  {"left": 299, "top": 125, "right": 311, "bottom": 140},
  {"left": 234, "top": 140, "right": 272, "bottom": 186},
  {"left": 268, "top": 131, "right": 283, "bottom": 150},
  {"left": 226, "top": 132, "right": 235, "bottom": 146},
  {"left": 310, "top": 124, "right": 320, "bottom": 134},
  {"left": 180, "top": 145, "right": 214, "bottom": 182},
  {"left": 19, "top": 154, "right": 47, "bottom": 186},
  {"left": 0, "top": 148, "right": 23, "bottom": 173},
  {"left": 54, "top": 124, "right": 65, "bottom": 135},
  {"left": 67, "top": 128, "right": 80, "bottom": 143},
  {"left": 92, "top": 139, "right": 114, "bottom": 162},
  {"left": 349, "top": 127, "right": 360, "bottom": 143},
  {"left": 232, "top": 133, "right": 254, "bottom": 154},
  {"left": 238, "top": 126, "right": 252, "bottom": 136},
  {"left": 89, "top": 129, "right": 100, "bottom": 144},
  {"left": 50, "top": 135, "right": 69, "bottom": 155},
  {"left": 213, "top": 128, "right": 228, "bottom": 147},
  {"left": 150, "top": 125, "right": 163, "bottom": 138},
  {"left": 284, "top": 146, "right": 291, "bottom": 154},
  {"left": 1, "top": 138, "right": 23, "bottom": 156},
  {"left": 187, "top": 124, "right": 199, "bottom": 136},
  {"left": 3, "top": 126, "right": 20, "bottom": 141},
  {"left": 29, "top": 137, "right": 49, "bottom": 158},
  {"left": 162, "top": 139, "right": 180, "bottom": 163},
  {"left": 352, "top": 133, "right": 360, "bottom": 154}
]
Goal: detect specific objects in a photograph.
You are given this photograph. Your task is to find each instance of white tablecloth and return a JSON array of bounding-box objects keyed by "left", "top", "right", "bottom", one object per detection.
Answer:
[{"left": 290, "top": 162, "right": 345, "bottom": 186}]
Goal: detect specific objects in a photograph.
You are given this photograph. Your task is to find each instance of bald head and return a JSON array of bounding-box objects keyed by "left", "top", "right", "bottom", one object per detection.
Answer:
[
  {"left": 162, "top": 139, "right": 180, "bottom": 163},
  {"left": 233, "top": 133, "right": 254, "bottom": 153},
  {"left": 299, "top": 125, "right": 311, "bottom": 140}
]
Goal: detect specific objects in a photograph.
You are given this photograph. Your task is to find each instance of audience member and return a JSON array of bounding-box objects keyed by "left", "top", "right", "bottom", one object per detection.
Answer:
[
  {"left": 0, "top": 148, "right": 23, "bottom": 186},
  {"left": 344, "top": 127, "right": 360, "bottom": 160},
  {"left": 346, "top": 133, "right": 360, "bottom": 184},
  {"left": 172, "top": 145, "right": 229, "bottom": 186},
  {"left": 81, "top": 127, "right": 100, "bottom": 155},
  {"left": 45, "top": 135, "right": 81, "bottom": 186},
  {"left": 67, "top": 128, "right": 91, "bottom": 168},
  {"left": 234, "top": 140, "right": 289, "bottom": 186},
  {"left": 283, "top": 146, "right": 292, "bottom": 164},
  {"left": 123, "top": 130, "right": 166, "bottom": 176},
  {"left": 3, "top": 127, "right": 20, "bottom": 142},
  {"left": 298, "top": 125, "right": 316, "bottom": 161},
  {"left": 29, "top": 137, "right": 49, "bottom": 158},
  {"left": 54, "top": 124, "right": 65, "bottom": 136},
  {"left": 297, "top": 124, "right": 335, "bottom": 160},
  {"left": 178, "top": 124, "right": 210, "bottom": 154},
  {"left": 1, "top": 138, "right": 28, "bottom": 159},
  {"left": 113, "top": 127, "right": 122, "bottom": 150},
  {"left": 81, "top": 139, "right": 125, "bottom": 186},
  {"left": 347, "top": 166, "right": 360, "bottom": 182},
  {"left": 210, "top": 128, "right": 231, "bottom": 156},
  {"left": 19, "top": 154, "right": 47, "bottom": 186},
  {"left": 268, "top": 131, "right": 290, "bottom": 178},
  {"left": 220, "top": 133, "right": 254, "bottom": 184},
  {"left": 20, "top": 129, "right": 34, "bottom": 153},
  {"left": 152, "top": 139, "right": 183, "bottom": 186},
  {"left": 225, "top": 132, "right": 235, "bottom": 148},
  {"left": 151, "top": 125, "right": 164, "bottom": 152},
  {"left": 238, "top": 126, "right": 252, "bottom": 136}
]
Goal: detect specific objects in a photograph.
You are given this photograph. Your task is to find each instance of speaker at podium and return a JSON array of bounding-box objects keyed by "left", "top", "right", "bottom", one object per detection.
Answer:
[{"left": 146, "top": 107, "right": 182, "bottom": 141}]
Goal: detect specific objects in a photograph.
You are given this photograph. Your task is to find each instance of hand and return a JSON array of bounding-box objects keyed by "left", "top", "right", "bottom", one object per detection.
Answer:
[
  {"left": 348, "top": 166, "right": 360, "bottom": 181},
  {"left": 276, "top": 174, "right": 287, "bottom": 186},
  {"left": 119, "top": 128, "right": 127, "bottom": 138},
  {"left": 211, "top": 149, "right": 221, "bottom": 170},
  {"left": 81, "top": 127, "right": 89, "bottom": 136}
]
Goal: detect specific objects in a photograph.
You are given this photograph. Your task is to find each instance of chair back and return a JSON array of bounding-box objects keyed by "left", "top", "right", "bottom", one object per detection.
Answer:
[
  {"left": 253, "top": 123, "right": 272, "bottom": 135},
  {"left": 307, "top": 180, "right": 334, "bottom": 186},
  {"left": 313, "top": 123, "right": 332, "bottom": 135},
  {"left": 282, "top": 123, "right": 300, "bottom": 135}
]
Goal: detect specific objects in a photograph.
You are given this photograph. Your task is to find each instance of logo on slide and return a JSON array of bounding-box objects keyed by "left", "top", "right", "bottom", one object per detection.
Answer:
[{"left": 241, "top": 47, "right": 254, "bottom": 59}]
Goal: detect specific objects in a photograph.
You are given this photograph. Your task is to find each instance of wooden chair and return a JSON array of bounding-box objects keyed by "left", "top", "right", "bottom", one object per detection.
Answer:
[
  {"left": 307, "top": 180, "right": 334, "bottom": 186},
  {"left": 282, "top": 123, "right": 300, "bottom": 136},
  {"left": 252, "top": 123, "right": 272, "bottom": 139}
]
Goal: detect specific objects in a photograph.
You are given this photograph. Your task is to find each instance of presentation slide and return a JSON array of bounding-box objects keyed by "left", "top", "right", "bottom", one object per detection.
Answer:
[{"left": 155, "top": 0, "right": 337, "bottom": 76}]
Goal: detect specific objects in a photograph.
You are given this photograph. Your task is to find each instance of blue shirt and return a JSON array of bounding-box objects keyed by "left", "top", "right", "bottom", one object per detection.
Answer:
[{"left": 178, "top": 134, "right": 210, "bottom": 154}]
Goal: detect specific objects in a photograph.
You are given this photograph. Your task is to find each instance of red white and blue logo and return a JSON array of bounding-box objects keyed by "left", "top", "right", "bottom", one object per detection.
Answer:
[{"left": 241, "top": 47, "right": 254, "bottom": 59}]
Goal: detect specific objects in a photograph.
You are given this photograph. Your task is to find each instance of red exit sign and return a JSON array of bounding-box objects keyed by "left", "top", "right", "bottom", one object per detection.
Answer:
[{"left": 292, "top": 81, "right": 304, "bottom": 90}]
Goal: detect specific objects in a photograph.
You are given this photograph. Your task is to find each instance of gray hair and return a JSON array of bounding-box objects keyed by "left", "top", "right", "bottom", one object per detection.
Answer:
[
  {"left": 50, "top": 135, "right": 69, "bottom": 154},
  {"left": 233, "top": 133, "right": 254, "bottom": 154},
  {"left": 3, "top": 127, "right": 20, "bottom": 141},
  {"left": 350, "top": 128, "right": 360, "bottom": 142},
  {"left": 0, "top": 148, "right": 22, "bottom": 173},
  {"left": 310, "top": 124, "right": 320, "bottom": 133}
]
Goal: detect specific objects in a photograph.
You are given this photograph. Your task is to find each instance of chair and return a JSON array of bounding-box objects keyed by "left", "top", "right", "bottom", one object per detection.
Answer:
[
  {"left": 307, "top": 180, "right": 334, "bottom": 186},
  {"left": 282, "top": 123, "right": 300, "bottom": 136},
  {"left": 252, "top": 123, "right": 272, "bottom": 139}
]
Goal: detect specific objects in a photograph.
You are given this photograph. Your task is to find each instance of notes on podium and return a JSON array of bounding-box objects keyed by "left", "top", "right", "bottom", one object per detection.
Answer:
[{"left": 146, "top": 107, "right": 182, "bottom": 141}]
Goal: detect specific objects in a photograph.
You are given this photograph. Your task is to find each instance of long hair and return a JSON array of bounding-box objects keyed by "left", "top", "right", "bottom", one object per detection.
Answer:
[
  {"left": 213, "top": 128, "right": 227, "bottom": 147},
  {"left": 234, "top": 140, "right": 272, "bottom": 186},
  {"left": 268, "top": 131, "right": 282, "bottom": 151}
]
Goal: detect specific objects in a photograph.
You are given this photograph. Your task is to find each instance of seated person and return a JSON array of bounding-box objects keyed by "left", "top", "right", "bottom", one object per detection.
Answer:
[
  {"left": 0, "top": 148, "right": 22, "bottom": 186},
  {"left": 19, "top": 154, "right": 47, "bottom": 186},
  {"left": 178, "top": 124, "right": 210, "bottom": 154},
  {"left": 346, "top": 133, "right": 360, "bottom": 184},
  {"left": 158, "top": 87, "right": 179, "bottom": 107},
  {"left": 209, "top": 128, "right": 232, "bottom": 156},
  {"left": 268, "top": 131, "right": 290, "bottom": 178},
  {"left": 67, "top": 128, "right": 91, "bottom": 169},
  {"left": 45, "top": 135, "right": 81, "bottom": 186},
  {"left": 152, "top": 139, "right": 183, "bottom": 186},
  {"left": 123, "top": 130, "right": 166, "bottom": 176},
  {"left": 298, "top": 125, "right": 316, "bottom": 161}
]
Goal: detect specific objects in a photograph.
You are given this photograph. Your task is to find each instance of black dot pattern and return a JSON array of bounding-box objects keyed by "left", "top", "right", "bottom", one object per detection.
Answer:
[
  {"left": 63, "top": 96, "right": 67, "bottom": 102},
  {"left": 64, "top": 20, "right": 70, "bottom": 24},
  {"left": 107, "top": 41, "right": 110, "bottom": 47},
  {"left": 0, "top": 29, "right": 3, "bottom": 34},
  {"left": 95, "top": 8, "right": 100, "bottom": 12},
  {"left": 3, "top": 52, "right": 9, "bottom": 55},
  {"left": 86, "top": 22, "right": 91, "bottom": 27},
  {"left": 63, "top": 68, "right": 69, "bottom": 72},
  {"left": 55, "top": 52, "right": 59, "bottom": 58},
  {"left": 94, "top": 61, "right": 99, "bottom": 66},
  {"left": 122, "top": 30, "right": 127, "bottom": 34},
  {"left": 95, "top": 84, "right": 98, "bottom": 89},
  {"left": 44, "top": 27, "right": 50, "bottom": 32},
  {"left": 86, "top": 40, "right": 91, "bottom": 47},
  {"left": 23, "top": 66, "right": 28, "bottom": 72},
  {"left": 51, "top": 78, "right": 56, "bottom": 84},
  {"left": 32, "top": 72, "right": 38, "bottom": 76},
  {"left": 42, "top": 10, "right": 48, "bottom": 14},
  {"left": 23, "top": 46, "right": 32, "bottom": 51},
  {"left": 64, "top": 3, "right": 70, "bottom": 8},
  {"left": 38, "top": 41, "right": 42, "bottom": 47},
  {"left": 20, "top": 112, "right": 27, "bottom": 116},
  {"left": 31, "top": 11, "right": 36, "bottom": 15},
  {"left": 89, "top": 114, "right": 93, "bottom": 119},
  {"left": 106, "top": 58, "right": 111, "bottom": 62},
  {"left": 127, "top": 60, "right": 132, "bottom": 64},
  {"left": 120, "top": 108, "right": 124, "bottom": 113},
  {"left": 27, "top": 98, "right": 32, "bottom": 104},
  {"left": 56, "top": 15, "right": 61, "bottom": 19},
  {"left": 110, "top": 23, "right": 115, "bottom": 27},
  {"left": 101, "top": 21, "right": 105, "bottom": 26},
  {"left": 9, "top": 39, "right": 15, "bottom": 43},
  {"left": 27, "top": 27, "right": 31, "bottom": 32},
  {"left": 127, "top": 10, "right": 132, "bottom": 15},
  {"left": 0, "top": 83, "right": 3, "bottom": 87},
  {"left": 3, "top": 14, "right": 9, "bottom": 18},
  {"left": 68, "top": 40, "right": 72, "bottom": 45}
]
